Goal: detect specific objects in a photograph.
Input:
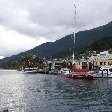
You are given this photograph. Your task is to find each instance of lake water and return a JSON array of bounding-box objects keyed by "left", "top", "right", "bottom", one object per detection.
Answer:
[{"left": 0, "top": 70, "right": 112, "bottom": 112}]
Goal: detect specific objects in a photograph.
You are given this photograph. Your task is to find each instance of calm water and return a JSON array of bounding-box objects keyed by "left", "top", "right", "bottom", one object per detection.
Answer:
[{"left": 0, "top": 70, "right": 112, "bottom": 112}]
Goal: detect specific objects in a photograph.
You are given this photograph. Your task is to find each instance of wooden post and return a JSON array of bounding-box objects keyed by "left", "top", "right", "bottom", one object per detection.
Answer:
[
  {"left": 107, "top": 69, "right": 108, "bottom": 78},
  {"left": 102, "top": 70, "right": 103, "bottom": 78}
]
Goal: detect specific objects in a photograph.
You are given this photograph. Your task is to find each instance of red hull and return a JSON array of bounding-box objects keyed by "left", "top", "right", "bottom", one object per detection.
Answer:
[{"left": 63, "top": 73, "right": 94, "bottom": 79}]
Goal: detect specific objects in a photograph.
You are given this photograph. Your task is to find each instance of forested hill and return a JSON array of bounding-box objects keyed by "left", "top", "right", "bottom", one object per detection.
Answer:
[
  {"left": 0, "top": 21, "right": 112, "bottom": 68},
  {"left": 27, "top": 21, "right": 112, "bottom": 57},
  {"left": 52, "top": 36, "right": 112, "bottom": 58},
  {"left": 88, "top": 36, "right": 112, "bottom": 52},
  {"left": 76, "top": 21, "right": 112, "bottom": 46}
]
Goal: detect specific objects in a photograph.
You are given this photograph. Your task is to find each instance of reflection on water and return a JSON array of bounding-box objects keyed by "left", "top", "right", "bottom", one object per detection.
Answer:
[{"left": 0, "top": 70, "right": 112, "bottom": 112}]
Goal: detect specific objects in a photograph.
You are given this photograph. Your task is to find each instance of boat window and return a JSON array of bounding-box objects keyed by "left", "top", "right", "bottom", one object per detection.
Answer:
[
  {"left": 109, "top": 69, "right": 112, "bottom": 72},
  {"left": 103, "top": 69, "right": 108, "bottom": 71}
]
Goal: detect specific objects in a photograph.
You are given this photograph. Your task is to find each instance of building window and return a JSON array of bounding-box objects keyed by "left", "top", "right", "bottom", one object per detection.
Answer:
[
  {"left": 104, "top": 62, "right": 106, "bottom": 65},
  {"left": 93, "top": 61, "right": 97, "bottom": 66},
  {"left": 108, "top": 62, "right": 110, "bottom": 65},
  {"left": 100, "top": 62, "right": 103, "bottom": 65}
]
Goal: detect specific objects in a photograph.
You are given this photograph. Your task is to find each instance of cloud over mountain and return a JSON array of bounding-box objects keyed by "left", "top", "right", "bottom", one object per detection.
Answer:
[{"left": 0, "top": 0, "right": 112, "bottom": 56}]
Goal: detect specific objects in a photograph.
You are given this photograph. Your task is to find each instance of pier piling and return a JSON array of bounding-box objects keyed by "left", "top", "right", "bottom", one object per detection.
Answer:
[{"left": 102, "top": 70, "right": 103, "bottom": 78}]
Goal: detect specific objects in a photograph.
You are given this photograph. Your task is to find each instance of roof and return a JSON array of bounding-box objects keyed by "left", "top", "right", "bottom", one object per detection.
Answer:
[{"left": 90, "top": 54, "right": 112, "bottom": 61}]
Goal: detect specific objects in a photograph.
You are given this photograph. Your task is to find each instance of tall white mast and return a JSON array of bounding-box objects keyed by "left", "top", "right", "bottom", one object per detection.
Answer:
[
  {"left": 72, "top": 4, "right": 76, "bottom": 65},
  {"left": 74, "top": 4, "right": 76, "bottom": 44}
]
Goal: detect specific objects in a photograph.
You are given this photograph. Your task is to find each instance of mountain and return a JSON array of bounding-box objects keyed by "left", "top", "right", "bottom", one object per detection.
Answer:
[
  {"left": 88, "top": 36, "right": 112, "bottom": 52},
  {"left": 75, "top": 21, "right": 112, "bottom": 46},
  {"left": 26, "top": 21, "right": 112, "bottom": 57},
  {"left": 0, "top": 21, "right": 112, "bottom": 68},
  {"left": 53, "top": 36, "right": 112, "bottom": 58}
]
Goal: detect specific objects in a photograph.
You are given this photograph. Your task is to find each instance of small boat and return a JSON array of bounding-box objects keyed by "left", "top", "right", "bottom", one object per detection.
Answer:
[
  {"left": 21, "top": 55, "right": 38, "bottom": 74},
  {"left": 98, "top": 66, "right": 112, "bottom": 78},
  {"left": 22, "top": 67, "right": 37, "bottom": 74}
]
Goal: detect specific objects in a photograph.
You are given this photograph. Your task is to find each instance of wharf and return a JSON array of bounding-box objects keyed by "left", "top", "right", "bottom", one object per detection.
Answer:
[{"left": 37, "top": 70, "right": 60, "bottom": 75}]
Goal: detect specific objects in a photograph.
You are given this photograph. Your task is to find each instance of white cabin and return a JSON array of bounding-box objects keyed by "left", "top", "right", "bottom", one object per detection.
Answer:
[{"left": 99, "top": 66, "right": 112, "bottom": 75}]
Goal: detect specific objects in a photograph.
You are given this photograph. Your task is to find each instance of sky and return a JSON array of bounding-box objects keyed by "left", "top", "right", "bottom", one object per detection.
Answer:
[{"left": 0, "top": 0, "right": 112, "bottom": 58}]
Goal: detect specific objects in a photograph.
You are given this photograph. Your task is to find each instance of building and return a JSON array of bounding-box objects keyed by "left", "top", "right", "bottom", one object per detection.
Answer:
[
  {"left": 47, "top": 60, "right": 63, "bottom": 71},
  {"left": 90, "top": 51, "right": 112, "bottom": 68}
]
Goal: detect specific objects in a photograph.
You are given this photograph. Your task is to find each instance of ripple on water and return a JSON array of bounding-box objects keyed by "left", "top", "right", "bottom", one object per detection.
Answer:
[{"left": 0, "top": 71, "right": 112, "bottom": 112}]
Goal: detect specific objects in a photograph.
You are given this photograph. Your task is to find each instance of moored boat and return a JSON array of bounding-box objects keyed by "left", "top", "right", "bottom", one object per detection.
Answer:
[
  {"left": 62, "top": 68, "right": 98, "bottom": 79},
  {"left": 61, "top": 4, "right": 99, "bottom": 80},
  {"left": 61, "top": 64, "right": 101, "bottom": 79},
  {"left": 22, "top": 67, "right": 37, "bottom": 74},
  {"left": 98, "top": 66, "right": 112, "bottom": 78},
  {"left": 63, "top": 72, "right": 94, "bottom": 79}
]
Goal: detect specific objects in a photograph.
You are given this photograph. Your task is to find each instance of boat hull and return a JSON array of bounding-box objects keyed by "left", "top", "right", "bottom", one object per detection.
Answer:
[
  {"left": 23, "top": 70, "right": 37, "bottom": 74},
  {"left": 22, "top": 67, "right": 37, "bottom": 74},
  {"left": 63, "top": 73, "right": 94, "bottom": 79}
]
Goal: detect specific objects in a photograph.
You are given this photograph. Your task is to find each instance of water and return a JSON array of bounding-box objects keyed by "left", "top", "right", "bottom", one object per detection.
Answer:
[{"left": 0, "top": 70, "right": 112, "bottom": 112}]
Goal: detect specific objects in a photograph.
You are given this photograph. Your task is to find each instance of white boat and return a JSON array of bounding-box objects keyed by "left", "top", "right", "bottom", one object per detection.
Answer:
[
  {"left": 99, "top": 66, "right": 112, "bottom": 77},
  {"left": 22, "top": 67, "right": 38, "bottom": 74}
]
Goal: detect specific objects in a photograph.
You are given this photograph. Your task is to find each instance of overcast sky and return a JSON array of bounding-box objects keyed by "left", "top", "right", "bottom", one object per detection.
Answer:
[{"left": 0, "top": 0, "right": 112, "bottom": 58}]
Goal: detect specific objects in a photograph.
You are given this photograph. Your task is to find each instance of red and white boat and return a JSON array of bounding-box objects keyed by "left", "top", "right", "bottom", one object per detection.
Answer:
[
  {"left": 63, "top": 71, "right": 98, "bottom": 79},
  {"left": 61, "top": 5, "right": 99, "bottom": 79},
  {"left": 63, "top": 72, "right": 94, "bottom": 79},
  {"left": 61, "top": 65, "right": 98, "bottom": 79}
]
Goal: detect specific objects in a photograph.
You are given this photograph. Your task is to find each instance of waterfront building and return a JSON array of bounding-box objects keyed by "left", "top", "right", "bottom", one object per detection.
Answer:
[
  {"left": 90, "top": 51, "right": 112, "bottom": 68},
  {"left": 46, "top": 60, "right": 63, "bottom": 71}
]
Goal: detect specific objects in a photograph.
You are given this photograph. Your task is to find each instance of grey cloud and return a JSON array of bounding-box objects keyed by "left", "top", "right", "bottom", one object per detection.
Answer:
[
  {"left": 0, "top": 0, "right": 112, "bottom": 56},
  {"left": 0, "top": 0, "right": 74, "bottom": 39},
  {"left": 0, "top": 0, "right": 112, "bottom": 39},
  {"left": 0, "top": 0, "right": 112, "bottom": 33}
]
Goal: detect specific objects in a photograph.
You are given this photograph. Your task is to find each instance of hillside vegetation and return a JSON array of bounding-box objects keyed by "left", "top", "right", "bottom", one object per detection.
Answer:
[{"left": 0, "top": 21, "right": 112, "bottom": 69}]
